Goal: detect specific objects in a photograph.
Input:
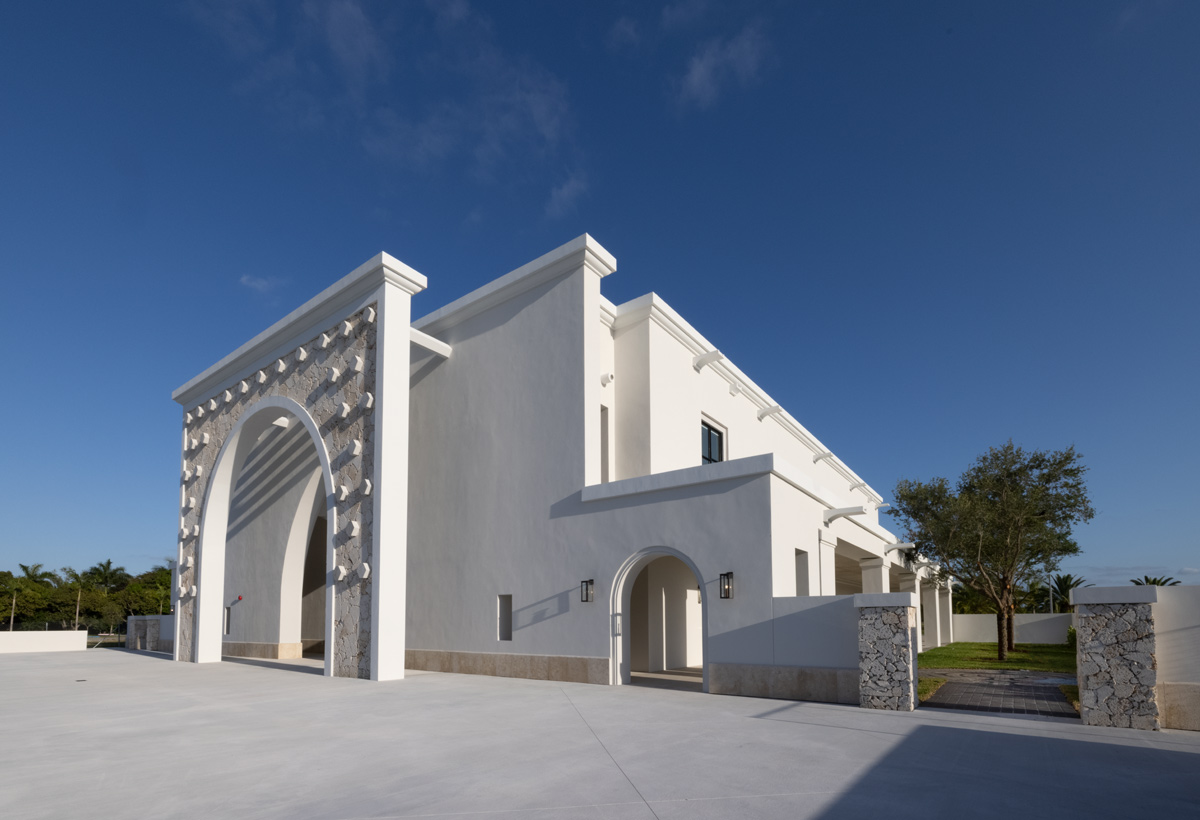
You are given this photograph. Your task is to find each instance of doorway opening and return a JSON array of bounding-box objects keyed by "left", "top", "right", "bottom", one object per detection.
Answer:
[
  {"left": 193, "top": 398, "right": 335, "bottom": 676},
  {"left": 625, "top": 555, "right": 704, "bottom": 691}
]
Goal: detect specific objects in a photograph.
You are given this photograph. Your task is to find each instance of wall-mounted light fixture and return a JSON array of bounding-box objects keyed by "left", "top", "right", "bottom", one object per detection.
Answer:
[
  {"left": 580, "top": 579, "right": 594, "bottom": 603},
  {"left": 719, "top": 572, "right": 733, "bottom": 599}
]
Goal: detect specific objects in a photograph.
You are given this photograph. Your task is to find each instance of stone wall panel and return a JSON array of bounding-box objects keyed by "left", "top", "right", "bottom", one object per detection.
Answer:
[
  {"left": 857, "top": 605, "right": 917, "bottom": 711},
  {"left": 1076, "top": 602, "right": 1159, "bottom": 730},
  {"left": 175, "top": 305, "right": 377, "bottom": 679}
]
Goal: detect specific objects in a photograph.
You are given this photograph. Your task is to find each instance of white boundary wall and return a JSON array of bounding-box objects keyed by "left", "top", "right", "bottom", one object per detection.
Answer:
[
  {"left": 0, "top": 631, "right": 87, "bottom": 654},
  {"left": 1154, "top": 585, "right": 1200, "bottom": 684},
  {"left": 951, "top": 613, "right": 1072, "bottom": 644}
]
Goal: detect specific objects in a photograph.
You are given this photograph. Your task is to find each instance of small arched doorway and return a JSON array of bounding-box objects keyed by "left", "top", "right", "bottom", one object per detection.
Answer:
[
  {"left": 191, "top": 397, "right": 335, "bottom": 675},
  {"left": 611, "top": 548, "right": 707, "bottom": 692}
]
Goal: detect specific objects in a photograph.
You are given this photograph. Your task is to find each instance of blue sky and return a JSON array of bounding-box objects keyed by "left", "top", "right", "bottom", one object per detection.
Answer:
[{"left": 1, "top": 1, "right": 1197, "bottom": 586}]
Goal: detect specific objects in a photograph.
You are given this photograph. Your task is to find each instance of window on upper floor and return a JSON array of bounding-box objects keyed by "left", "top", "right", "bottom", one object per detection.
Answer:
[{"left": 701, "top": 420, "right": 724, "bottom": 465}]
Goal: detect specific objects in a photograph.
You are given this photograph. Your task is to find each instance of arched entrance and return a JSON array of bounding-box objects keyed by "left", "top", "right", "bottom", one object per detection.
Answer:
[
  {"left": 190, "top": 397, "right": 336, "bottom": 675},
  {"left": 611, "top": 548, "right": 708, "bottom": 692}
]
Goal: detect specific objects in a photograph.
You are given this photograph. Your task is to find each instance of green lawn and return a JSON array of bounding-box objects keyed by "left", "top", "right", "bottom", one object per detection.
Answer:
[
  {"left": 917, "top": 677, "right": 948, "bottom": 702},
  {"left": 919, "top": 642, "right": 1075, "bottom": 673}
]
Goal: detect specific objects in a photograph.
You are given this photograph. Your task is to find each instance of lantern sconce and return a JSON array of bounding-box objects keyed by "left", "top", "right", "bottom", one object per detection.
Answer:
[
  {"left": 581, "top": 579, "right": 594, "bottom": 603},
  {"left": 719, "top": 572, "right": 733, "bottom": 599}
]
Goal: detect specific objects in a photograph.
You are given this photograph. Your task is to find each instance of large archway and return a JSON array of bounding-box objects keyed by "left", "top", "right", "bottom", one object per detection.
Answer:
[
  {"left": 611, "top": 548, "right": 708, "bottom": 692},
  {"left": 190, "top": 397, "right": 336, "bottom": 675}
]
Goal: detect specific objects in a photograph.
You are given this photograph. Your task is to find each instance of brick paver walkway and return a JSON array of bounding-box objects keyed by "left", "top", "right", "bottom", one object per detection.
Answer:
[{"left": 920, "top": 668, "right": 1078, "bottom": 718}]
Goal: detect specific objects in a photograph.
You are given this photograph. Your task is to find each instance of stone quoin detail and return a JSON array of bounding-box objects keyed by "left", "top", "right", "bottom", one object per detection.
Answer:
[
  {"left": 1075, "top": 602, "right": 1159, "bottom": 730},
  {"left": 175, "top": 304, "right": 378, "bottom": 679},
  {"left": 857, "top": 603, "right": 918, "bottom": 711}
]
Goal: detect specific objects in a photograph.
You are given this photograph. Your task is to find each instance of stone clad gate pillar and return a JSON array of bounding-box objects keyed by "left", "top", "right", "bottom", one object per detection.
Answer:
[
  {"left": 1072, "top": 586, "right": 1160, "bottom": 730},
  {"left": 855, "top": 592, "right": 918, "bottom": 711}
]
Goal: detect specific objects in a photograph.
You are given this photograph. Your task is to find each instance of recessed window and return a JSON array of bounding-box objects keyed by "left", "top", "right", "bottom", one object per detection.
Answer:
[
  {"left": 600, "top": 405, "right": 610, "bottom": 483},
  {"left": 701, "top": 420, "right": 724, "bottom": 465},
  {"left": 497, "top": 594, "right": 513, "bottom": 641},
  {"left": 223, "top": 607, "right": 232, "bottom": 636}
]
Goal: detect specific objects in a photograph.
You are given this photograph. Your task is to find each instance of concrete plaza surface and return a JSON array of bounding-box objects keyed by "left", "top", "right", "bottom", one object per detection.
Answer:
[{"left": 1, "top": 652, "right": 1197, "bottom": 819}]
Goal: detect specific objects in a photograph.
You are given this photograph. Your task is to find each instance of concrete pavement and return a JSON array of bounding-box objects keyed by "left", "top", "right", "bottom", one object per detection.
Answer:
[{"left": 1, "top": 650, "right": 1197, "bottom": 819}]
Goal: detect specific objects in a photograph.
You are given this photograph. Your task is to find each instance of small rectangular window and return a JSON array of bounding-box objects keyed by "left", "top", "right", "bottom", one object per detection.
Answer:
[
  {"left": 600, "top": 405, "right": 610, "bottom": 483},
  {"left": 497, "top": 594, "right": 513, "bottom": 641},
  {"left": 223, "top": 607, "right": 232, "bottom": 636},
  {"left": 701, "top": 420, "right": 724, "bottom": 464}
]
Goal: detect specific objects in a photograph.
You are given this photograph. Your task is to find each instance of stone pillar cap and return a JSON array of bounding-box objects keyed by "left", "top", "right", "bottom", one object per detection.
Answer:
[
  {"left": 854, "top": 592, "right": 918, "bottom": 609},
  {"left": 1071, "top": 586, "right": 1158, "bottom": 605}
]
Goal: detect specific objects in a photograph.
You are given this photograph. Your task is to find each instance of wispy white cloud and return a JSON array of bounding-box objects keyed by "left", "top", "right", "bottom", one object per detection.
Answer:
[
  {"left": 363, "top": 5, "right": 570, "bottom": 178},
  {"left": 678, "top": 21, "right": 770, "bottom": 110},
  {"left": 545, "top": 170, "right": 587, "bottom": 219},
  {"left": 661, "top": 0, "right": 709, "bottom": 31},
  {"left": 307, "top": 0, "right": 389, "bottom": 106},
  {"left": 193, "top": 1, "right": 576, "bottom": 183},
  {"left": 1181, "top": 567, "right": 1199, "bottom": 575},
  {"left": 239, "top": 274, "right": 284, "bottom": 294},
  {"left": 606, "top": 17, "right": 640, "bottom": 51}
]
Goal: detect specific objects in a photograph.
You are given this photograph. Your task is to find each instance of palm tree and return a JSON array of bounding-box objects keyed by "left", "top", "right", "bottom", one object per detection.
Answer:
[
  {"left": 86, "top": 560, "right": 130, "bottom": 596},
  {"left": 1049, "top": 573, "right": 1092, "bottom": 612},
  {"left": 18, "top": 563, "right": 60, "bottom": 587},
  {"left": 1131, "top": 576, "right": 1181, "bottom": 586},
  {"left": 60, "top": 567, "right": 91, "bottom": 630},
  {"left": 2, "top": 574, "right": 20, "bottom": 631}
]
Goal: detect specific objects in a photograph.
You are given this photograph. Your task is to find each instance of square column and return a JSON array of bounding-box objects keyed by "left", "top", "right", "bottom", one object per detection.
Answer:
[
  {"left": 860, "top": 557, "right": 890, "bottom": 594},
  {"left": 817, "top": 529, "right": 837, "bottom": 595},
  {"left": 898, "top": 571, "right": 922, "bottom": 653},
  {"left": 939, "top": 585, "right": 953, "bottom": 643},
  {"left": 922, "top": 584, "right": 942, "bottom": 649}
]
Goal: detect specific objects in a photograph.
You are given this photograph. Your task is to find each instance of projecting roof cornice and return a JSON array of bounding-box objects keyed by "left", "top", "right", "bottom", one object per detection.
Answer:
[
  {"left": 414, "top": 233, "right": 616, "bottom": 337},
  {"left": 610, "top": 292, "right": 885, "bottom": 505},
  {"left": 172, "top": 252, "right": 426, "bottom": 407}
]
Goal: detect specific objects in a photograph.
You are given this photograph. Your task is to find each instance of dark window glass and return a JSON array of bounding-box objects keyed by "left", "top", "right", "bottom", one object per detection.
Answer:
[{"left": 701, "top": 421, "right": 724, "bottom": 464}]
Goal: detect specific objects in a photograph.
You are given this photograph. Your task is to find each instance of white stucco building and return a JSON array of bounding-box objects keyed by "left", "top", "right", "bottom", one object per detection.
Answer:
[{"left": 170, "top": 235, "right": 951, "bottom": 703}]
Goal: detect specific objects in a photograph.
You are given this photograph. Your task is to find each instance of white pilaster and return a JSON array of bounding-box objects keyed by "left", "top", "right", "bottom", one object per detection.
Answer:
[
  {"left": 922, "top": 583, "right": 942, "bottom": 649},
  {"left": 860, "top": 557, "right": 889, "bottom": 594},
  {"left": 817, "top": 529, "right": 837, "bottom": 595},
  {"left": 370, "top": 258, "right": 427, "bottom": 681}
]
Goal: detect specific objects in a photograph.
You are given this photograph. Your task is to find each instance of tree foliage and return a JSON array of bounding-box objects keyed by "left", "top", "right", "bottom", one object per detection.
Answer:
[
  {"left": 1131, "top": 575, "right": 1181, "bottom": 586},
  {"left": 1049, "top": 573, "right": 1092, "bottom": 612},
  {"left": 3, "top": 559, "right": 172, "bottom": 632},
  {"left": 888, "top": 441, "right": 1094, "bottom": 660}
]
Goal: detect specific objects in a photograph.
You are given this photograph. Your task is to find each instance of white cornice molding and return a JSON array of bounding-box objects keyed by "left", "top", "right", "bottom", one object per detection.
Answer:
[
  {"left": 599, "top": 296, "right": 617, "bottom": 329},
  {"left": 609, "top": 292, "right": 885, "bottom": 505},
  {"left": 172, "top": 253, "right": 426, "bottom": 407},
  {"left": 414, "top": 233, "right": 616, "bottom": 337}
]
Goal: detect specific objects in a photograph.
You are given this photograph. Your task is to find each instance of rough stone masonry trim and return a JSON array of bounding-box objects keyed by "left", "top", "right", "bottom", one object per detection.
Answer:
[
  {"left": 176, "top": 305, "right": 377, "bottom": 679},
  {"left": 858, "top": 605, "right": 917, "bottom": 711},
  {"left": 1076, "top": 602, "right": 1159, "bottom": 730}
]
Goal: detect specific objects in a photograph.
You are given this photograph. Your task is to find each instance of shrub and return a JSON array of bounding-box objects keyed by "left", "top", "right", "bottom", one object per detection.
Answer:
[{"left": 1066, "top": 625, "right": 1077, "bottom": 649}]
